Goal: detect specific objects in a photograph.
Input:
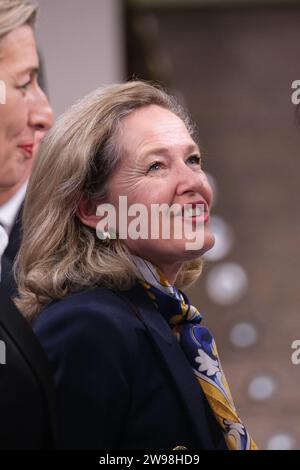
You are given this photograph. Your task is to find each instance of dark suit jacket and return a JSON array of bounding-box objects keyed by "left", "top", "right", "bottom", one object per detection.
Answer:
[
  {"left": 1, "top": 207, "right": 22, "bottom": 296},
  {"left": 34, "top": 284, "right": 227, "bottom": 450},
  {"left": 0, "top": 211, "right": 56, "bottom": 449}
]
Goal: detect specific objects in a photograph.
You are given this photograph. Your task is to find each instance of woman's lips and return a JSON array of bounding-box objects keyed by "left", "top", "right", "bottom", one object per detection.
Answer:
[
  {"left": 180, "top": 203, "right": 210, "bottom": 224},
  {"left": 182, "top": 212, "right": 210, "bottom": 224},
  {"left": 19, "top": 144, "right": 34, "bottom": 158}
]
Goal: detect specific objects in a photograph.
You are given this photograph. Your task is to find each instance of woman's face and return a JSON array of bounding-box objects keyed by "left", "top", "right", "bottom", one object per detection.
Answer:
[
  {"left": 0, "top": 25, "right": 53, "bottom": 194},
  {"left": 106, "top": 104, "right": 215, "bottom": 277}
]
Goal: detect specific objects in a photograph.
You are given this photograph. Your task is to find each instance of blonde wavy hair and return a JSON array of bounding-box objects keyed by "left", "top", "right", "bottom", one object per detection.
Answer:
[
  {"left": 0, "top": 0, "right": 37, "bottom": 46},
  {"left": 15, "top": 81, "right": 203, "bottom": 321}
]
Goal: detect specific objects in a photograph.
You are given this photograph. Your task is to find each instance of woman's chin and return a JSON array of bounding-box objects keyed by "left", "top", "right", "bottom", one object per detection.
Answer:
[
  {"left": 203, "top": 232, "right": 215, "bottom": 254},
  {"left": 159, "top": 234, "right": 215, "bottom": 264},
  {"left": 182, "top": 232, "right": 215, "bottom": 259}
]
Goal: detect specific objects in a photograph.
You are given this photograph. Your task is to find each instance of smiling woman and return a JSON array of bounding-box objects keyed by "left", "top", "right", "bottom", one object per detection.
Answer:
[
  {"left": 15, "top": 80, "right": 257, "bottom": 450},
  {"left": 0, "top": 1, "right": 52, "bottom": 203},
  {"left": 0, "top": 0, "right": 56, "bottom": 450}
]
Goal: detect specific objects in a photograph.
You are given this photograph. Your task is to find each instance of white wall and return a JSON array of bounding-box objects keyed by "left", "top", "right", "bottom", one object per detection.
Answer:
[{"left": 36, "top": 0, "right": 125, "bottom": 116}]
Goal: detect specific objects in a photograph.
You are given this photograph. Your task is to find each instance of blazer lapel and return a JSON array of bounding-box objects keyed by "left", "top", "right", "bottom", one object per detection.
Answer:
[
  {"left": 117, "top": 284, "right": 225, "bottom": 449},
  {"left": 4, "top": 206, "right": 22, "bottom": 263},
  {"left": 1, "top": 254, "right": 16, "bottom": 297}
]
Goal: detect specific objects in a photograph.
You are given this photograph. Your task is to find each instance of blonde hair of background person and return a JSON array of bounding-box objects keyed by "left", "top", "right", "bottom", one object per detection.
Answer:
[
  {"left": 0, "top": 0, "right": 56, "bottom": 450},
  {"left": 0, "top": 0, "right": 52, "bottom": 205},
  {"left": 0, "top": 0, "right": 36, "bottom": 41},
  {"left": 15, "top": 81, "right": 203, "bottom": 321},
  {"left": 0, "top": 0, "right": 50, "bottom": 158},
  {"left": 0, "top": 0, "right": 38, "bottom": 171}
]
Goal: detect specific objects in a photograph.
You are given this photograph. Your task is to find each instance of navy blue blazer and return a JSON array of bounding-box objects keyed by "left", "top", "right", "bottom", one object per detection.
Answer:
[
  {"left": 0, "top": 210, "right": 56, "bottom": 449},
  {"left": 34, "top": 283, "right": 227, "bottom": 450}
]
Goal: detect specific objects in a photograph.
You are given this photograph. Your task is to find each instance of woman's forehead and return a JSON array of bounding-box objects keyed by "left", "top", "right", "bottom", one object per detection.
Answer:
[
  {"left": 118, "top": 104, "right": 195, "bottom": 157},
  {"left": 0, "top": 26, "right": 38, "bottom": 73}
]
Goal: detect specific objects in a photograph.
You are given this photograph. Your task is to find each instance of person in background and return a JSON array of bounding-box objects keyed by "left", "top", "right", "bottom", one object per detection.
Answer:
[
  {"left": 16, "top": 80, "right": 257, "bottom": 450},
  {"left": 0, "top": 0, "right": 55, "bottom": 449}
]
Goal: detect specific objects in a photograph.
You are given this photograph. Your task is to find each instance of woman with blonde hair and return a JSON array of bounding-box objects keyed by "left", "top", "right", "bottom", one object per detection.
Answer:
[
  {"left": 0, "top": 0, "right": 54, "bottom": 449},
  {"left": 16, "top": 80, "right": 257, "bottom": 450}
]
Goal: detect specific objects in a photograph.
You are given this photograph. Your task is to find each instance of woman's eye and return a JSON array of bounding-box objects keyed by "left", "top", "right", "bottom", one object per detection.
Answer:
[
  {"left": 147, "top": 161, "right": 162, "bottom": 173},
  {"left": 188, "top": 155, "right": 202, "bottom": 166},
  {"left": 16, "top": 78, "right": 32, "bottom": 91}
]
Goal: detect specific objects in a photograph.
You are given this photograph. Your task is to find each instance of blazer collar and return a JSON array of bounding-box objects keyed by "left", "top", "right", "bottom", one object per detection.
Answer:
[{"left": 116, "top": 284, "right": 226, "bottom": 449}]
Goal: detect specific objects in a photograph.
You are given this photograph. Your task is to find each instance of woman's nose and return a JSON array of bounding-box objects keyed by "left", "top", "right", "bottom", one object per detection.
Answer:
[
  {"left": 175, "top": 164, "right": 206, "bottom": 196},
  {"left": 29, "top": 87, "right": 54, "bottom": 132}
]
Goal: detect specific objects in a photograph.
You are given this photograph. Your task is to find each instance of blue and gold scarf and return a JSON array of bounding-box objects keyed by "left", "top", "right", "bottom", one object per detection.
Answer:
[{"left": 131, "top": 255, "right": 257, "bottom": 450}]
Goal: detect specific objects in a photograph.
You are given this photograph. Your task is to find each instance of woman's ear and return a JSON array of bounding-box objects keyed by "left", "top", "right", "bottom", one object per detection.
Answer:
[{"left": 76, "top": 196, "right": 99, "bottom": 229}]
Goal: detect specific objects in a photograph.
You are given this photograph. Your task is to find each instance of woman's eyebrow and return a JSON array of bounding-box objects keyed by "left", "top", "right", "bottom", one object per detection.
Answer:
[
  {"left": 15, "top": 66, "right": 39, "bottom": 79},
  {"left": 139, "top": 142, "right": 201, "bottom": 160}
]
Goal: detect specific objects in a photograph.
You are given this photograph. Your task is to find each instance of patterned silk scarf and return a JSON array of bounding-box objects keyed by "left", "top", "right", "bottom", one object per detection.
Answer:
[{"left": 131, "top": 255, "right": 258, "bottom": 450}]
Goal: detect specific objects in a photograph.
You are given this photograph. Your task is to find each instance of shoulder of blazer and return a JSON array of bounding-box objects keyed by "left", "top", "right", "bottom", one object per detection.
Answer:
[
  {"left": 34, "top": 286, "right": 150, "bottom": 350},
  {"left": 36, "top": 284, "right": 174, "bottom": 347},
  {"left": 37, "top": 286, "right": 145, "bottom": 325}
]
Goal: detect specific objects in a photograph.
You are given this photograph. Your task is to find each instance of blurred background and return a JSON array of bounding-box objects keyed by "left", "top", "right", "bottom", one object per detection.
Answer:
[{"left": 36, "top": 0, "right": 300, "bottom": 450}]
